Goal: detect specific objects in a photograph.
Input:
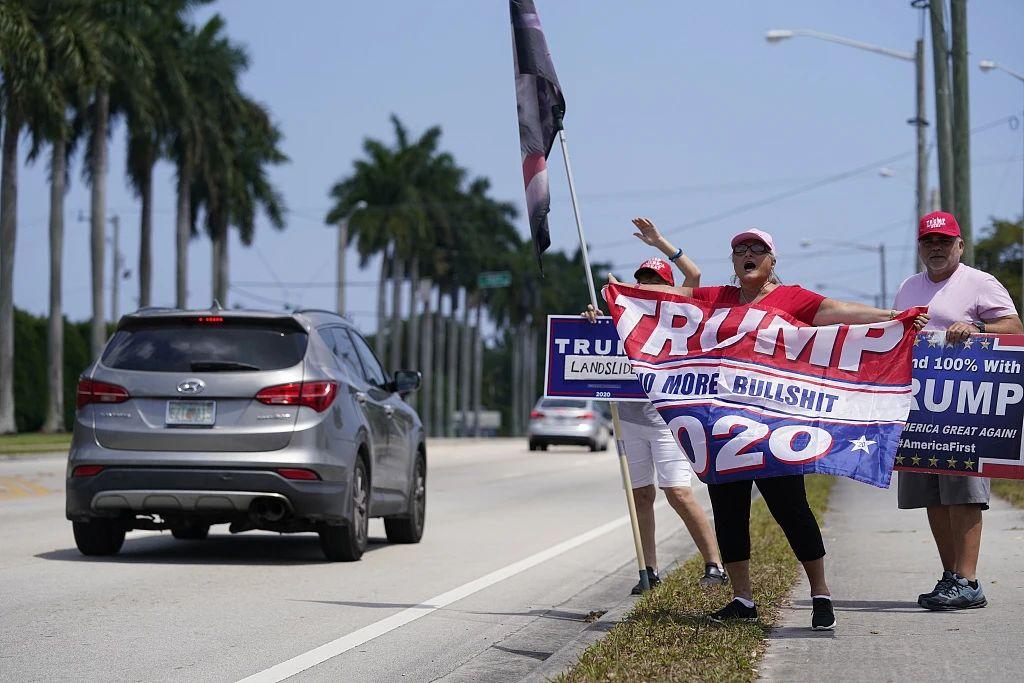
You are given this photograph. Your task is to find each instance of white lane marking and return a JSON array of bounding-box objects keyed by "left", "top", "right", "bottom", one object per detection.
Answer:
[{"left": 236, "top": 501, "right": 669, "bottom": 683}]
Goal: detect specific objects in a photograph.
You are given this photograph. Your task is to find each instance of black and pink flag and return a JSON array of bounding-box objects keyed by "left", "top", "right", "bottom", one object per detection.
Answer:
[{"left": 510, "top": 0, "right": 565, "bottom": 270}]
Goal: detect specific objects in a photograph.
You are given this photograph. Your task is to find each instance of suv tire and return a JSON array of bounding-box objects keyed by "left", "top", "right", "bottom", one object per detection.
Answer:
[
  {"left": 320, "top": 457, "right": 369, "bottom": 561},
  {"left": 171, "top": 522, "right": 210, "bottom": 540},
  {"left": 385, "top": 454, "right": 426, "bottom": 544},
  {"left": 73, "top": 519, "right": 126, "bottom": 556}
]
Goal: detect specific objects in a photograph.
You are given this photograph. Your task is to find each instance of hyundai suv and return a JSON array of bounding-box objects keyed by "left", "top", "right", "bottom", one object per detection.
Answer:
[{"left": 66, "top": 307, "right": 425, "bottom": 562}]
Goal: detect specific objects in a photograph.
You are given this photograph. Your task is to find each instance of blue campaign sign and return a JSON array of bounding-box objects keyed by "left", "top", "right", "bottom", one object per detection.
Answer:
[
  {"left": 896, "top": 332, "right": 1024, "bottom": 480},
  {"left": 544, "top": 315, "right": 648, "bottom": 401}
]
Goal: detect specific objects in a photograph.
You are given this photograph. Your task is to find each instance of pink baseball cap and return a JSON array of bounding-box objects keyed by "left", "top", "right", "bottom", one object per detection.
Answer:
[
  {"left": 634, "top": 258, "right": 675, "bottom": 286},
  {"left": 918, "top": 211, "right": 961, "bottom": 238},
  {"left": 730, "top": 228, "right": 775, "bottom": 252}
]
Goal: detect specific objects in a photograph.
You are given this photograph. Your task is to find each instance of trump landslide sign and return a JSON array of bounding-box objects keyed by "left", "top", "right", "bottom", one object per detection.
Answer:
[{"left": 603, "top": 283, "right": 921, "bottom": 488}]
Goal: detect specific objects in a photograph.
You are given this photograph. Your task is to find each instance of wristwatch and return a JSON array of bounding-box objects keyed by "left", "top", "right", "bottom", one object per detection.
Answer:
[{"left": 972, "top": 320, "right": 986, "bottom": 333}]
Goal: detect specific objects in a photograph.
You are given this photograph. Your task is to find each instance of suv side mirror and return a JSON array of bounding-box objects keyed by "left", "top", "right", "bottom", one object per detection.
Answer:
[{"left": 389, "top": 369, "right": 421, "bottom": 394}]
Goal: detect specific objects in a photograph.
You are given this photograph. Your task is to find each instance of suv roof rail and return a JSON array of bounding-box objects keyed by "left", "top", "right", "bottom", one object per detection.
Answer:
[{"left": 134, "top": 306, "right": 180, "bottom": 314}]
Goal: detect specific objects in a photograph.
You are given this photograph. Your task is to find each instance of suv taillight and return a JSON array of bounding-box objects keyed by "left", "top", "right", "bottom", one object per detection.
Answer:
[
  {"left": 76, "top": 378, "right": 130, "bottom": 409},
  {"left": 581, "top": 411, "right": 595, "bottom": 420},
  {"left": 255, "top": 381, "right": 338, "bottom": 412},
  {"left": 530, "top": 410, "right": 544, "bottom": 419}
]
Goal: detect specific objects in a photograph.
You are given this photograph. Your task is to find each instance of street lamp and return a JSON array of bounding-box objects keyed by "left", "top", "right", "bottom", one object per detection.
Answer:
[
  {"left": 801, "top": 239, "right": 888, "bottom": 306},
  {"left": 978, "top": 58, "right": 1024, "bottom": 308},
  {"left": 766, "top": 28, "right": 928, "bottom": 243},
  {"left": 331, "top": 200, "right": 367, "bottom": 316}
]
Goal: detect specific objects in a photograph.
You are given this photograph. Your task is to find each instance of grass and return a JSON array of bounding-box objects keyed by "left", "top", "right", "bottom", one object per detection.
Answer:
[
  {"left": 556, "top": 474, "right": 835, "bottom": 683},
  {"left": 992, "top": 479, "right": 1024, "bottom": 508},
  {"left": 0, "top": 432, "right": 72, "bottom": 454}
]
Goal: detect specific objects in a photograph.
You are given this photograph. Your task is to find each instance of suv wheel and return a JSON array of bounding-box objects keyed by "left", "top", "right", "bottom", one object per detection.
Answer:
[
  {"left": 73, "top": 519, "right": 126, "bottom": 556},
  {"left": 385, "top": 454, "right": 426, "bottom": 544},
  {"left": 171, "top": 522, "right": 210, "bottom": 540},
  {"left": 320, "top": 457, "right": 369, "bottom": 561}
]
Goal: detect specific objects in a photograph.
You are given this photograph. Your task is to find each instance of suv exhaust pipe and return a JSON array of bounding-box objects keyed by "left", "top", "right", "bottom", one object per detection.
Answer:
[{"left": 249, "top": 497, "right": 286, "bottom": 523}]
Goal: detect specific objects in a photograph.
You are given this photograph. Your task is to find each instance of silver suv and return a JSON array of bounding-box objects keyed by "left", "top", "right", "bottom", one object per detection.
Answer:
[{"left": 66, "top": 307, "right": 425, "bottom": 562}]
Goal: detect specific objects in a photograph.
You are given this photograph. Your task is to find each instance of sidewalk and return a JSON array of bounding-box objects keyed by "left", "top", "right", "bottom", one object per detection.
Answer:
[{"left": 761, "top": 476, "right": 1024, "bottom": 682}]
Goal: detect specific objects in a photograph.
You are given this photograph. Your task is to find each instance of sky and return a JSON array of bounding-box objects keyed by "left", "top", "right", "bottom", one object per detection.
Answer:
[{"left": 8, "top": 0, "right": 1024, "bottom": 334}]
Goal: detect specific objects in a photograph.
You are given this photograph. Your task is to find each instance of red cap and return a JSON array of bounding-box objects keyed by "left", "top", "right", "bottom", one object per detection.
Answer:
[
  {"left": 634, "top": 258, "right": 675, "bottom": 286},
  {"left": 918, "top": 211, "right": 960, "bottom": 238}
]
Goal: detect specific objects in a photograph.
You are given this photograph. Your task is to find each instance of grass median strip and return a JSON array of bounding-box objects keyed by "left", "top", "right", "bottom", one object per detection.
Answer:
[
  {"left": 0, "top": 432, "right": 72, "bottom": 455},
  {"left": 557, "top": 474, "right": 835, "bottom": 683},
  {"left": 992, "top": 479, "right": 1024, "bottom": 508}
]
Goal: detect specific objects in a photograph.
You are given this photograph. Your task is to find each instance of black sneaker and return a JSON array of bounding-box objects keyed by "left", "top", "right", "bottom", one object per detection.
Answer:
[
  {"left": 630, "top": 566, "right": 660, "bottom": 595},
  {"left": 708, "top": 599, "right": 758, "bottom": 623},
  {"left": 917, "top": 570, "right": 956, "bottom": 607},
  {"left": 921, "top": 576, "right": 987, "bottom": 611},
  {"left": 699, "top": 563, "right": 729, "bottom": 587},
  {"left": 811, "top": 597, "right": 836, "bottom": 630}
]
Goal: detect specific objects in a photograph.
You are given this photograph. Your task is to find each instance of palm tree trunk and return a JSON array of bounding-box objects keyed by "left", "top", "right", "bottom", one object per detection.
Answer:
[
  {"left": 446, "top": 287, "right": 459, "bottom": 437},
  {"left": 419, "top": 279, "right": 434, "bottom": 437},
  {"left": 459, "top": 291, "right": 472, "bottom": 436},
  {"left": 510, "top": 325, "right": 521, "bottom": 436},
  {"left": 472, "top": 297, "right": 483, "bottom": 437},
  {"left": 42, "top": 142, "right": 67, "bottom": 434},
  {"left": 406, "top": 259, "right": 420, "bottom": 410},
  {"left": 526, "top": 323, "right": 538, "bottom": 424},
  {"left": 138, "top": 152, "right": 154, "bottom": 308},
  {"left": 375, "top": 246, "right": 389, "bottom": 363},
  {"left": 389, "top": 256, "right": 404, "bottom": 374},
  {"left": 432, "top": 288, "right": 445, "bottom": 437},
  {"left": 90, "top": 88, "right": 109, "bottom": 359},
  {"left": 175, "top": 153, "right": 192, "bottom": 308},
  {"left": 0, "top": 108, "right": 21, "bottom": 434},
  {"left": 211, "top": 229, "right": 229, "bottom": 306}
]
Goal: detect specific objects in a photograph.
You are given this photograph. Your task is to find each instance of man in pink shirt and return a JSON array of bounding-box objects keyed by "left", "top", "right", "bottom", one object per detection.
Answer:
[{"left": 894, "top": 211, "right": 1023, "bottom": 611}]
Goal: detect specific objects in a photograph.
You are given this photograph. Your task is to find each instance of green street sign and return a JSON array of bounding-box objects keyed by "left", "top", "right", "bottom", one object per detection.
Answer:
[{"left": 477, "top": 271, "right": 512, "bottom": 289}]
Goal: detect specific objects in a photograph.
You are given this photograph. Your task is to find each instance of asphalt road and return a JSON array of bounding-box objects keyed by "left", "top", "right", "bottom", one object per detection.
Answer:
[{"left": 0, "top": 438, "right": 710, "bottom": 682}]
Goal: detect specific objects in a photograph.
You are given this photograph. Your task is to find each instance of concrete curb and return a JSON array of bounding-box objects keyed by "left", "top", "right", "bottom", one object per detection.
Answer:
[
  {"left": 518, "top": 590, "right": 641, "bottom": 683},
  {"left": 0, "top": 451, "right": 67, "bottom": 462}
]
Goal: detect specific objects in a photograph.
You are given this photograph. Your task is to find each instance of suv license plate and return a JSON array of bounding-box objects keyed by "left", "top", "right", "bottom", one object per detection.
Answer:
[{"left": 166, "top": 400, "right": 216, "bottom": 426}]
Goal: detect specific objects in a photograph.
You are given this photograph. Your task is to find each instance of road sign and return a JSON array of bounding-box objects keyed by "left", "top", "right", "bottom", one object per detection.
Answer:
[{"left": 477, "top": 271, "right": 512, "bottom": 289}]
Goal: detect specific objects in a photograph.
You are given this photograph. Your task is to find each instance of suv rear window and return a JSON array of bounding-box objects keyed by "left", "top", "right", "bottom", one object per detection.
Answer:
[{"left": 102, "top": 318, "right": 308, "bottom": 372}]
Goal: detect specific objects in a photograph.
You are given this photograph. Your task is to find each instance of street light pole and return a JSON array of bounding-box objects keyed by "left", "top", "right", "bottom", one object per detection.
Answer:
[
  {"left": 801, "top": 239, "right": 887, "bottom": 306},
  {"left": 978, "top": 59, "right": 1024, "bottom": 309},
  {"left": 765, "top": 28, "right": 926, "bottom": 252},
  {"left": 332, "top": 200, "right": 367, "bottom": 316}
]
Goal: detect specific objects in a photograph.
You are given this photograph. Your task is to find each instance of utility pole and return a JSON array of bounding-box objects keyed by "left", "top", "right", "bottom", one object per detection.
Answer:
[
  {"left": 332, "top": 200, "right": 366, "bottom": 316},
  {"left": 109, "top": 214, "right": 121, "bottom": 324},
  {"left": 879, "top": 243, "right": 888, "bottom": 306},
  {"left": 914, "top": 38, "right": 928, "bottom": 225},
  {"left": 928, "top": 0, "right": 956, "bottom": 214},
  {"left": 951, "top": 0, "right": 972, "bottom": 263}
]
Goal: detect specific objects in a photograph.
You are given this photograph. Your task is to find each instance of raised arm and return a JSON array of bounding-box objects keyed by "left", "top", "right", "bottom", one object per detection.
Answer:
[
  {"left": 813, "top": 297, "right": 929, "bottom": 330},
  {"left": 632, "top": 217, "right": 701, "bottom": 287}
]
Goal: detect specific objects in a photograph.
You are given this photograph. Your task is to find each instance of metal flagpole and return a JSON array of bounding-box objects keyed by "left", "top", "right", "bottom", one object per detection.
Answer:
[{"left": 554, "top": 113, "right": 650, "bottom": 592}]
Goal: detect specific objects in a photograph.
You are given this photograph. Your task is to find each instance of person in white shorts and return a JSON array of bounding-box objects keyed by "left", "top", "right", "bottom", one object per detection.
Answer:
[{"left": 585, "top": 218, "right": 726, "bottom": 594}]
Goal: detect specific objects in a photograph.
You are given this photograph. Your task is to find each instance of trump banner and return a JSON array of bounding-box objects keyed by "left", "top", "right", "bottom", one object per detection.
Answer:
[
  {"left": 896, "top": 331, "right": 1024, "bottom": 479},
  {"left": 604, "top": 283, "right": 921, "bottom": 488}
]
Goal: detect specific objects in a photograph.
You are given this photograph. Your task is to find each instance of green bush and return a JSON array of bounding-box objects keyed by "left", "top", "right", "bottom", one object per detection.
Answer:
[{"left": 13, "top": 308, "right": 94, "bottom": 432}]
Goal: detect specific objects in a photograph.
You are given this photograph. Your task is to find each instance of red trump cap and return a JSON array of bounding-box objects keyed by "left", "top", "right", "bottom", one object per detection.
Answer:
[
  {"left": 634, "top": 258, "right": 675, "bottom": 286},
  {"left": 918, "top": 211, "right": 961, "bottom": 238}
]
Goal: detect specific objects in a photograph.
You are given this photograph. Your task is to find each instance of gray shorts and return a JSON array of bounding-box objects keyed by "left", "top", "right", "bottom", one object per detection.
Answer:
[{"left": 897, "top": 471, "right": 990, "bottom": 510}]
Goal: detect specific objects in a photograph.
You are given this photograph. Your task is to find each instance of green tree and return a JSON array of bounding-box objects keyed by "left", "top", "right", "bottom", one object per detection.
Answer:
[{"left": 974, "top": 217, "right": 1023, "bottom": 314}]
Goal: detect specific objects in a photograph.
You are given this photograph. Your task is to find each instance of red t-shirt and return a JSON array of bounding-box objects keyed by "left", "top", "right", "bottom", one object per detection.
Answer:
[{"left": 689, "top": 285, "right": 826, "bottom": 325}]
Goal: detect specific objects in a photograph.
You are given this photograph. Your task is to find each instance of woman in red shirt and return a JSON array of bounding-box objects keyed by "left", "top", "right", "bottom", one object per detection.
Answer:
[{"left": 597, "top": 221, "right": 928, "bottom": 631}]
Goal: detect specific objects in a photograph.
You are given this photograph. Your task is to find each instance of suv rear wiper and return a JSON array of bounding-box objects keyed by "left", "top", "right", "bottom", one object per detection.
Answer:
[{"left": 189, "top": 360, "right": 260, "bottom": 372}]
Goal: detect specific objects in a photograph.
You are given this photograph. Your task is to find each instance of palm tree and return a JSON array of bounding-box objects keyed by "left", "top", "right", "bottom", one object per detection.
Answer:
[
  {"left": 164, "top": 14, "right": 245, "bottom": 309},
  {"left": 193, "top": 97, "right": 287, "bottom": 305},
  {"left": 123, "top": 2, "right": 206, "bottom": 308},
  {"left": 81, "top": 0, "right": 154, "bottom": 357},
  {"left": 0, "top": 1, "right": 46, "bottom": 432},
  {"left": 25, "top": 3, "right": 103, "bottom": 433}
]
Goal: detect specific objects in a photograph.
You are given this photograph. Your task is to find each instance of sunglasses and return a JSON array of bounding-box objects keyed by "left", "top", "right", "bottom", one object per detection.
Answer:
[{"left": 732, "top": 243, "right": 770, "bottom": 256}]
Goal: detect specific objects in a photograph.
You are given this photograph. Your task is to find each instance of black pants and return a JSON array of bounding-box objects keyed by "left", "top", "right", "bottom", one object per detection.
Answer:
[{"left": 707, "top": 475, "right": 825, "bottom": 564}]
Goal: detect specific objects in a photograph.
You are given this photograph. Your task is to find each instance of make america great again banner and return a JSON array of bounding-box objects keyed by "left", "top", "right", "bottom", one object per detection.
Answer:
[{"left": 604, "top": 283, "right": 923, "bottom": 487}]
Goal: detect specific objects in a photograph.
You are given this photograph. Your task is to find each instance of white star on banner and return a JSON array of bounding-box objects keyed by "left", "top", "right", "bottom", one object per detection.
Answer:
[{"left": 849, "top": 436, "right": 876, "bottom": 453}]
